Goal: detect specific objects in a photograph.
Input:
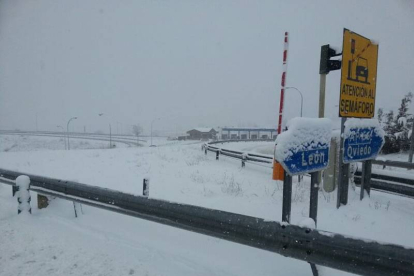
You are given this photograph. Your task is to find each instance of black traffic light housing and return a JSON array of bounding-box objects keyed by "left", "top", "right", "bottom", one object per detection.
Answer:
[{"left": 319, "top": 44, "right": 342, "bottom": 74}]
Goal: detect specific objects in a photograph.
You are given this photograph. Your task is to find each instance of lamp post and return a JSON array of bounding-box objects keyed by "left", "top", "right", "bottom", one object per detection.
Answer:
[
  {"left": 66, "top": 117, "right": 77, "bottom": 150},
  {"left": 57, "top": 125, "right": 66, "bottom": 150},
  {"left": 150, "top": 118, "right": 160, "bottom": 147},
  {"left": 99, "top": 113, "right": 112, "bottom": 148},
  {"left": 285, "top": 87, "right": 304, "bottom": 117}
]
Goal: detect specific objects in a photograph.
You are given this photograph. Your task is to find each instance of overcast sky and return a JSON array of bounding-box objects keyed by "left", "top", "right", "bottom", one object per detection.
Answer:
[{"left": 0, "top": 0, "right": 413, "bottom": 135}]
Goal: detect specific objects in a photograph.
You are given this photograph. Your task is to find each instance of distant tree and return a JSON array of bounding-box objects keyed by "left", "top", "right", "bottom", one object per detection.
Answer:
[
  {"left": 393, "top": 92, "right": 413, "bottom": 151},
  {"left": 381, "top": 92, "right": 413, "bottom": 153},
  {"left": 382, "top": 110, "right": 398, "bottom": 154},
  {"left": 377, "top": 108, "right": 384, "bottom": 125},
  {"left": 132, "top": 124, "right": 143, "bottom": 137},
  {"left": 396, "top": 92, "right": 412, "bottom": 119},
  {"left": 383, "top": 110, "right": 395, "bottom": 135}
]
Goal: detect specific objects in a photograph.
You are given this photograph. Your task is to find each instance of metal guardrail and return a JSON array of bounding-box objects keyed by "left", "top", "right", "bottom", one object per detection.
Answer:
[
  {"left": 208, "top": 140, "right": 414, "bottom": 199},
  {"left": 354, "top": 170, "right": 414, "bottom": 197},
  {"left": 1, "top": 168, "right": 413, "bottom": 276},
  {"left": 354, "top": 159, "right": 414, "bottom": 197},
  {"left": 204, "top": 139, "right": 274, "bottom": 166},
  {"left": 372, "top": 159, "right": 414, "bottom": 170}
]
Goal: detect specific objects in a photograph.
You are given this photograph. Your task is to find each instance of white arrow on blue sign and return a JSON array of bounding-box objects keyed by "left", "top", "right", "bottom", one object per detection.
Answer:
[
  {"left": 343, "top": 119, "right": 385, "bottom": 163},
  {"left": 275, "top": 118, "right": 332, "bottom": 175}
]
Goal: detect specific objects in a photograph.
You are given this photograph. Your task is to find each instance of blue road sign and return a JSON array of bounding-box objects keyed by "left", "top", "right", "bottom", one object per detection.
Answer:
[
  {"left": 274, "top": 118, "right": 332, "bottom": 176},
  {"left": 280, "top": 147, "right": 330, "bottom": 175},
  {"left": 343, "top": 126, "right": 384, "bottom": 163}
]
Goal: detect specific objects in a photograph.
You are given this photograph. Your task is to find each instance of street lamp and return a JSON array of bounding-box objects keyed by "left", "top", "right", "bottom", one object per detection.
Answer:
[
  {"left": 285, "top": 87, "right": 304, "bottom": 117},
  {"left": 99, "top": 113, "right": 112, "bottom": 149},
  {"left": 57, "top": 125, "right": 66, "bottom": 150},
  {"left": 66, "top": 117, "right": 78, "bottom": 150},
  {"left": 150, "top": 118, "right": 160, "bottom": 147}
]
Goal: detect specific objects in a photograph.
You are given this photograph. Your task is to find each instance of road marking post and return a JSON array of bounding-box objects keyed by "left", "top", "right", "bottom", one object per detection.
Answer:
[{"left": 16, "top": 175, "right": 31, "bottom": 214}]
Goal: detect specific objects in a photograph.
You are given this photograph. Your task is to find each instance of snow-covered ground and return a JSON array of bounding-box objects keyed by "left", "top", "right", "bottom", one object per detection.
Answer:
[
  {"left": 1, "top": 138, "right": 414, "bottom": 275},
  {"left": 0, "top": 134, "right": 185, "bottom": 152},
  {"left": 0, "top": 134, "right": 127, "bottom": 152}
]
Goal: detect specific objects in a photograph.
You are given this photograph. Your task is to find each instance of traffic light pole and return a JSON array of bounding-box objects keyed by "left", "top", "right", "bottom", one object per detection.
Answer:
[
  {"left": 319, "top": 44, "right": 342, "bottom": 192},
  {"left": 318, "top": 74, "right": 326, "bottom": 118}
]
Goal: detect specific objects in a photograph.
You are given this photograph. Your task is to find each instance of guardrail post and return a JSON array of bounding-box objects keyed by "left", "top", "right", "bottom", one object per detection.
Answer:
[
  {"left": 16, "top": 175, "right": 31, "bottom": 214},
  {"left": 282, "top": 171, "right": 292, "bottom": 223},
  {"left": 143, "top": 178, "right": 150, "bottom": 197},
  {"left": 360, "top": 160, "right": 372, "bottom": 200},
  {"left": 73, "top": 202, "right": 80, "bottom": 217},
  {"left": 216, "top": 150, "right": 219, "bottom": 160},
  {"left": 241, "top": 154, "right": 246, "bottom": 167},
  {"left": 309, "top": 172, "right": 319, "bottom": 226}
]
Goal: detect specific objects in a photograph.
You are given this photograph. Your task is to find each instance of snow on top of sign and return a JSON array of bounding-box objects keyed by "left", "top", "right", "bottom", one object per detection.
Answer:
[
  {"left": 370, "top": 39, "right": 379, "bottom": 45},
  {"left": 275, "top": 117, "right": 332, "bottom": 161},
  {"left": 343, "top": 118, "right": 385, "bottom": 140}
]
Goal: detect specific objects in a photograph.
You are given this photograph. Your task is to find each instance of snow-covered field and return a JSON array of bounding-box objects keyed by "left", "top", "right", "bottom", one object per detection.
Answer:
[
  {"left": 1, "top": 138, "right": 414, "bottom": 275},
  {"left": 0, "top": 134, "right": 184, "bottom": 152},
  {"left": 0, "top": 134, "right": 127, "bottom": 152}
]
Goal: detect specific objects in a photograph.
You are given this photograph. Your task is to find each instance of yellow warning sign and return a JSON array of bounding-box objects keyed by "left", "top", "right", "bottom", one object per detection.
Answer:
[{"left": 339, "top": 29, "right": 379, "bottom": 118}]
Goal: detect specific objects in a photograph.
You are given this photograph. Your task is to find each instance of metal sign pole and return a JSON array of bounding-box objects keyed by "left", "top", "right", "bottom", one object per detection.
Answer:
[
  {"left": 282, "top": 171, "right": 292, "bottom": 223},
  {"left": 317, "top": 74, "right": 327, "bottom": 185},
  {"left": 360, "top": 160, "right": 372, "bottom": 200},
  {"left": 360, "top": 161, "right": 366, "bottom": 200},
  {"left": 318, "top": 74, "right": 326, "bottom": 118},
  {"left": 336, "top": 117, "right": 348, "bottom": 208},
  {"left": 309, "top": 172, "right": 319, "bottom": 226}
]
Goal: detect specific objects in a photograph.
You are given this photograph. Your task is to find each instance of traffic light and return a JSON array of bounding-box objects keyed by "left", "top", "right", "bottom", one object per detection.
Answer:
[{"left": 319, "top": 44, "right": 342, "bottom": 74}]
